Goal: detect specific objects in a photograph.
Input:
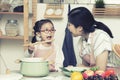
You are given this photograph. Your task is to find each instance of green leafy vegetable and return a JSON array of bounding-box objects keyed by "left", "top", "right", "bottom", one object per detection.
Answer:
[
  {"left": 59, "top": 67, "right": 71, "bottom": 72},
  {"left": 90, "top": 66, "right": 99, "bottom": 71}
]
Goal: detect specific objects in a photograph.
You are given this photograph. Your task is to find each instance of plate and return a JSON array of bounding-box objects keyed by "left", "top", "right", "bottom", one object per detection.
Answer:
[
  {"left": 46, "top": 9, "right": 54, "bottom": 15},
  {"left": 54, "top": 9, "right": 62, "bottom": 15},
  {"left": 61, "top": 67, "right": 89, "bottom": 77}
]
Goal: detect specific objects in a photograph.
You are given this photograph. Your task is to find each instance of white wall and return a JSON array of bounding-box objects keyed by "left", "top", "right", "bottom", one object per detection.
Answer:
[
  {"left": 0, "top": 3, "right": 120, "bottom": 74},
  {"left": 37, "top": 3, "right": 120, "bottom": 43}
]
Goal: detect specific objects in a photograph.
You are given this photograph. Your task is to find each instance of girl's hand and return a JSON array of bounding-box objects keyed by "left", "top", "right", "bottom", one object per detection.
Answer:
[
  {"left": 28, "top": 43, "right": 35, "bottom": 51},
  {"left": 49, "top": 64, "right": 56, "bottom": 72}
]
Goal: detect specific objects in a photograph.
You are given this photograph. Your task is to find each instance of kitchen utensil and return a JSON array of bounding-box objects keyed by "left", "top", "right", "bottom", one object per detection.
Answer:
[
  {"left": 5, "top": 20, "right": 19, "bottom": 36},
  {"left": 44, "top": 4, "right": 64, "bottom": 19},
  {"left": 46, "top": 8, "right": 54, "bottom": 15},
  {"left": 0, "top": 3, "right": 11, "bottom": 12},
  {"left": 13, "top": 5, "right": 23, "bottom": 12},
  {"left": 23, "top": 39, "right": 54, "bottom": 47},
  {"left": 18, "top": 58, "right": 49, "bottom": 77},
  {"left": 54, "top": 8, "right": 62, "bottom": 15}
]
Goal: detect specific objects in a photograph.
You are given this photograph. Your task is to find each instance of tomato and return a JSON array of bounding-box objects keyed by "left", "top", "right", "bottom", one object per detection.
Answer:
[
  {"left": 105, "top": 69, "right": 115, "bottom": 77},
  {"left": 95, "top": 70, "right": 105, "bottom": 78}
]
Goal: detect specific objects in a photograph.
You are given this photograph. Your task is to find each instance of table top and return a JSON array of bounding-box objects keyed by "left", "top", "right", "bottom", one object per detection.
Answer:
[{"left": 20, "top": 72, "right": 70, "bottom": 80}]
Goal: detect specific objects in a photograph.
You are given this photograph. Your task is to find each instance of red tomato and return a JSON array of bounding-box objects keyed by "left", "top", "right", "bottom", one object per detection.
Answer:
[
  {"left": 95, "top": 70, "right": 105, "bottom": 78},
  {"left": 105, "top": 69, "right": 115, "bottom": 77}
]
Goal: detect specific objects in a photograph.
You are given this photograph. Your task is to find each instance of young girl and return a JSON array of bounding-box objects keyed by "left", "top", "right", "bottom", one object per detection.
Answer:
[{"left": 28, "top": 19, "right": 64, "bottom": 71}]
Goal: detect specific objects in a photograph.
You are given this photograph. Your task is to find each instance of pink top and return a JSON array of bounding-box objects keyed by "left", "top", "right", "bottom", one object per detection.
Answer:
[
  {"left": 28, "top": 42, "right": 64, "bottom": 71},
  {"left": 33, "top": 43, "right": 56, "bottom": 64}
]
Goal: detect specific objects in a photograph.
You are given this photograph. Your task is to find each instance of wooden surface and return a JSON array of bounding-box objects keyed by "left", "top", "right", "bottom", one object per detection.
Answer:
[
  {"left": 44, "top": 4, "right": 64, "bottom": 19},
  {"left": 32, "top": 0, "right": 37, "bottom": 27},
  {"left": 23, "top": 0, "right": 29, "bottom": 50},
  {"left": 0, "top": 36, "right": 23, "bottom": 40},
  {"left": 92, "top": 7, "right": 120, "bottom": 16}
]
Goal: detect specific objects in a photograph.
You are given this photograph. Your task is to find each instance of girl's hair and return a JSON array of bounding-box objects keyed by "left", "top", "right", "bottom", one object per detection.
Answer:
[
  {"left": 31, "top": 19, "right": 54, "bottom": 43},
  {"left": 68, "top": 7, "right": 113, "bottom": 38}
]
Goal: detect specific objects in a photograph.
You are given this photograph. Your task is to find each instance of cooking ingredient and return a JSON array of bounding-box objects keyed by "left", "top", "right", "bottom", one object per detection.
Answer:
[
  {"left": 105, "top": 69, "right": 115, "bottom": 77},
  {"left": 82, "top": 72, "right": 88, "bottom": 79},
  {"left": 90, "top": 66, "right": 99, "bottom": 71},
  {"left": 95, "top": 70, "right": 105, "bottom": 78},
  {"left": 60, "top": 67, "right": 71, "bottom": 72},
  {"left": 71, "top": 71, "right": 83, "bottom": 80},
  {"left": 83, "top": 70, "right": 94, "bottom": 77}
]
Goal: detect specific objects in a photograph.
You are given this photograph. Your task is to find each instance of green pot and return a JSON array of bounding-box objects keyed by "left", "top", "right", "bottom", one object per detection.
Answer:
[{"left": 20, "top": 58, "right": 49, "bottom": 77}]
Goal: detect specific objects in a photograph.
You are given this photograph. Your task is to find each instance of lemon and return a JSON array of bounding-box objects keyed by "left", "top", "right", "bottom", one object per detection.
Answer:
[{"left": 71, "top": 71, "right": 83, "bottom": 80}]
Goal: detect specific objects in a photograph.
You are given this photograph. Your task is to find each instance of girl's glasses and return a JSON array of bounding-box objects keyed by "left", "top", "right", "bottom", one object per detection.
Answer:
[{"left": 40, "top": 29, "right": 56, "bottom": 34}]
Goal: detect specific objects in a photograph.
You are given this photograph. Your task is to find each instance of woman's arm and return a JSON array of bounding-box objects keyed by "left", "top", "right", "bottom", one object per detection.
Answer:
[
  {"left": 96, "top": 50, "right": 108, "bottom": 71},
  {"left": 79, "top": 50, "right": 108, "bottom": 71}
]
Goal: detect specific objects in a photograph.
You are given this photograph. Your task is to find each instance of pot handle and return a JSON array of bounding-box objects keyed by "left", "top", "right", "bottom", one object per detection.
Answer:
[
  {"left": 15, "top": 59, "right": 22, "bottom": 63},
  {"left": 49, "top": 61, "right": 55, "bottom": 65}
]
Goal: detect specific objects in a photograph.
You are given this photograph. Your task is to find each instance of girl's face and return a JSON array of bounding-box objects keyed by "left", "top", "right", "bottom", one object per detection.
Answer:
[
  {"left": 68, "top": 23, "right": 83, "bottom": 37},
  {"left": 39, "top": 22, "right": 55, "bottom": 41}
]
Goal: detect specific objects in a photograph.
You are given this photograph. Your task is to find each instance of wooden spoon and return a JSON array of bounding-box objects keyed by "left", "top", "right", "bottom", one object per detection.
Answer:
[{"left": 23, "top": 39, "right": 55, "bottom": 47}]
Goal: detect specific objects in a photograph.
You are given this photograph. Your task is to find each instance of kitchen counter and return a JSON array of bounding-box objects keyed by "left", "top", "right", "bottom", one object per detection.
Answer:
[
  {"left": 20, "top": 72, "right": 70, "bottom": 80},
  {"left": 0, "top": 71, "right": 70, "bottom": 80},
  {"left": 0, "top": 70, "right": 120, "bottom": 80}
]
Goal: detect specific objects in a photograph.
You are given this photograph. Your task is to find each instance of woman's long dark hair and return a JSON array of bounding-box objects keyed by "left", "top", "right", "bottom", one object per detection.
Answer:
[
  {"left": 31, "top": 19, "right": 54, "bottom": 43},
  {"left": 68, "top": 7, "right": 113, "bottom": 38}
]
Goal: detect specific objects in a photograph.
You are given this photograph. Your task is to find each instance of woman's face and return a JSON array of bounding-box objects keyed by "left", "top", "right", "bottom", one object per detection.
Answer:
[
  {"left": 68, "top": 23, "right": 82, "bottom": 37},
  {"left": 39, "top": 22, "right": 55, "bottom": 41}
]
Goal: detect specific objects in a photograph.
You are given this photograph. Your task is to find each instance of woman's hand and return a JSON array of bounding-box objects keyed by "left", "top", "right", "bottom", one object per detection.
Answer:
[{"left": 78, "top": 64, "right": 86, "bottom": 67}]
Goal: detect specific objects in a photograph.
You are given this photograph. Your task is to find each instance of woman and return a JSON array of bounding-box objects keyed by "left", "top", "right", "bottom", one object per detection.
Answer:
[
  {"left": 67, "top": 7, "right": 113, "bottom": 71},
  {"left": 28, "top": 19, "right": 64, "bottom": 71}
]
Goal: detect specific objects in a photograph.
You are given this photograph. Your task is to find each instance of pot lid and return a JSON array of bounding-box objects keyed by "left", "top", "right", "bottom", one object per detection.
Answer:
[
  {"left": 0, "top": 73, "right": 23, "bottom": 80},
  {"left": 21, "top": 58, "right": 45, "bottom": 62}
]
